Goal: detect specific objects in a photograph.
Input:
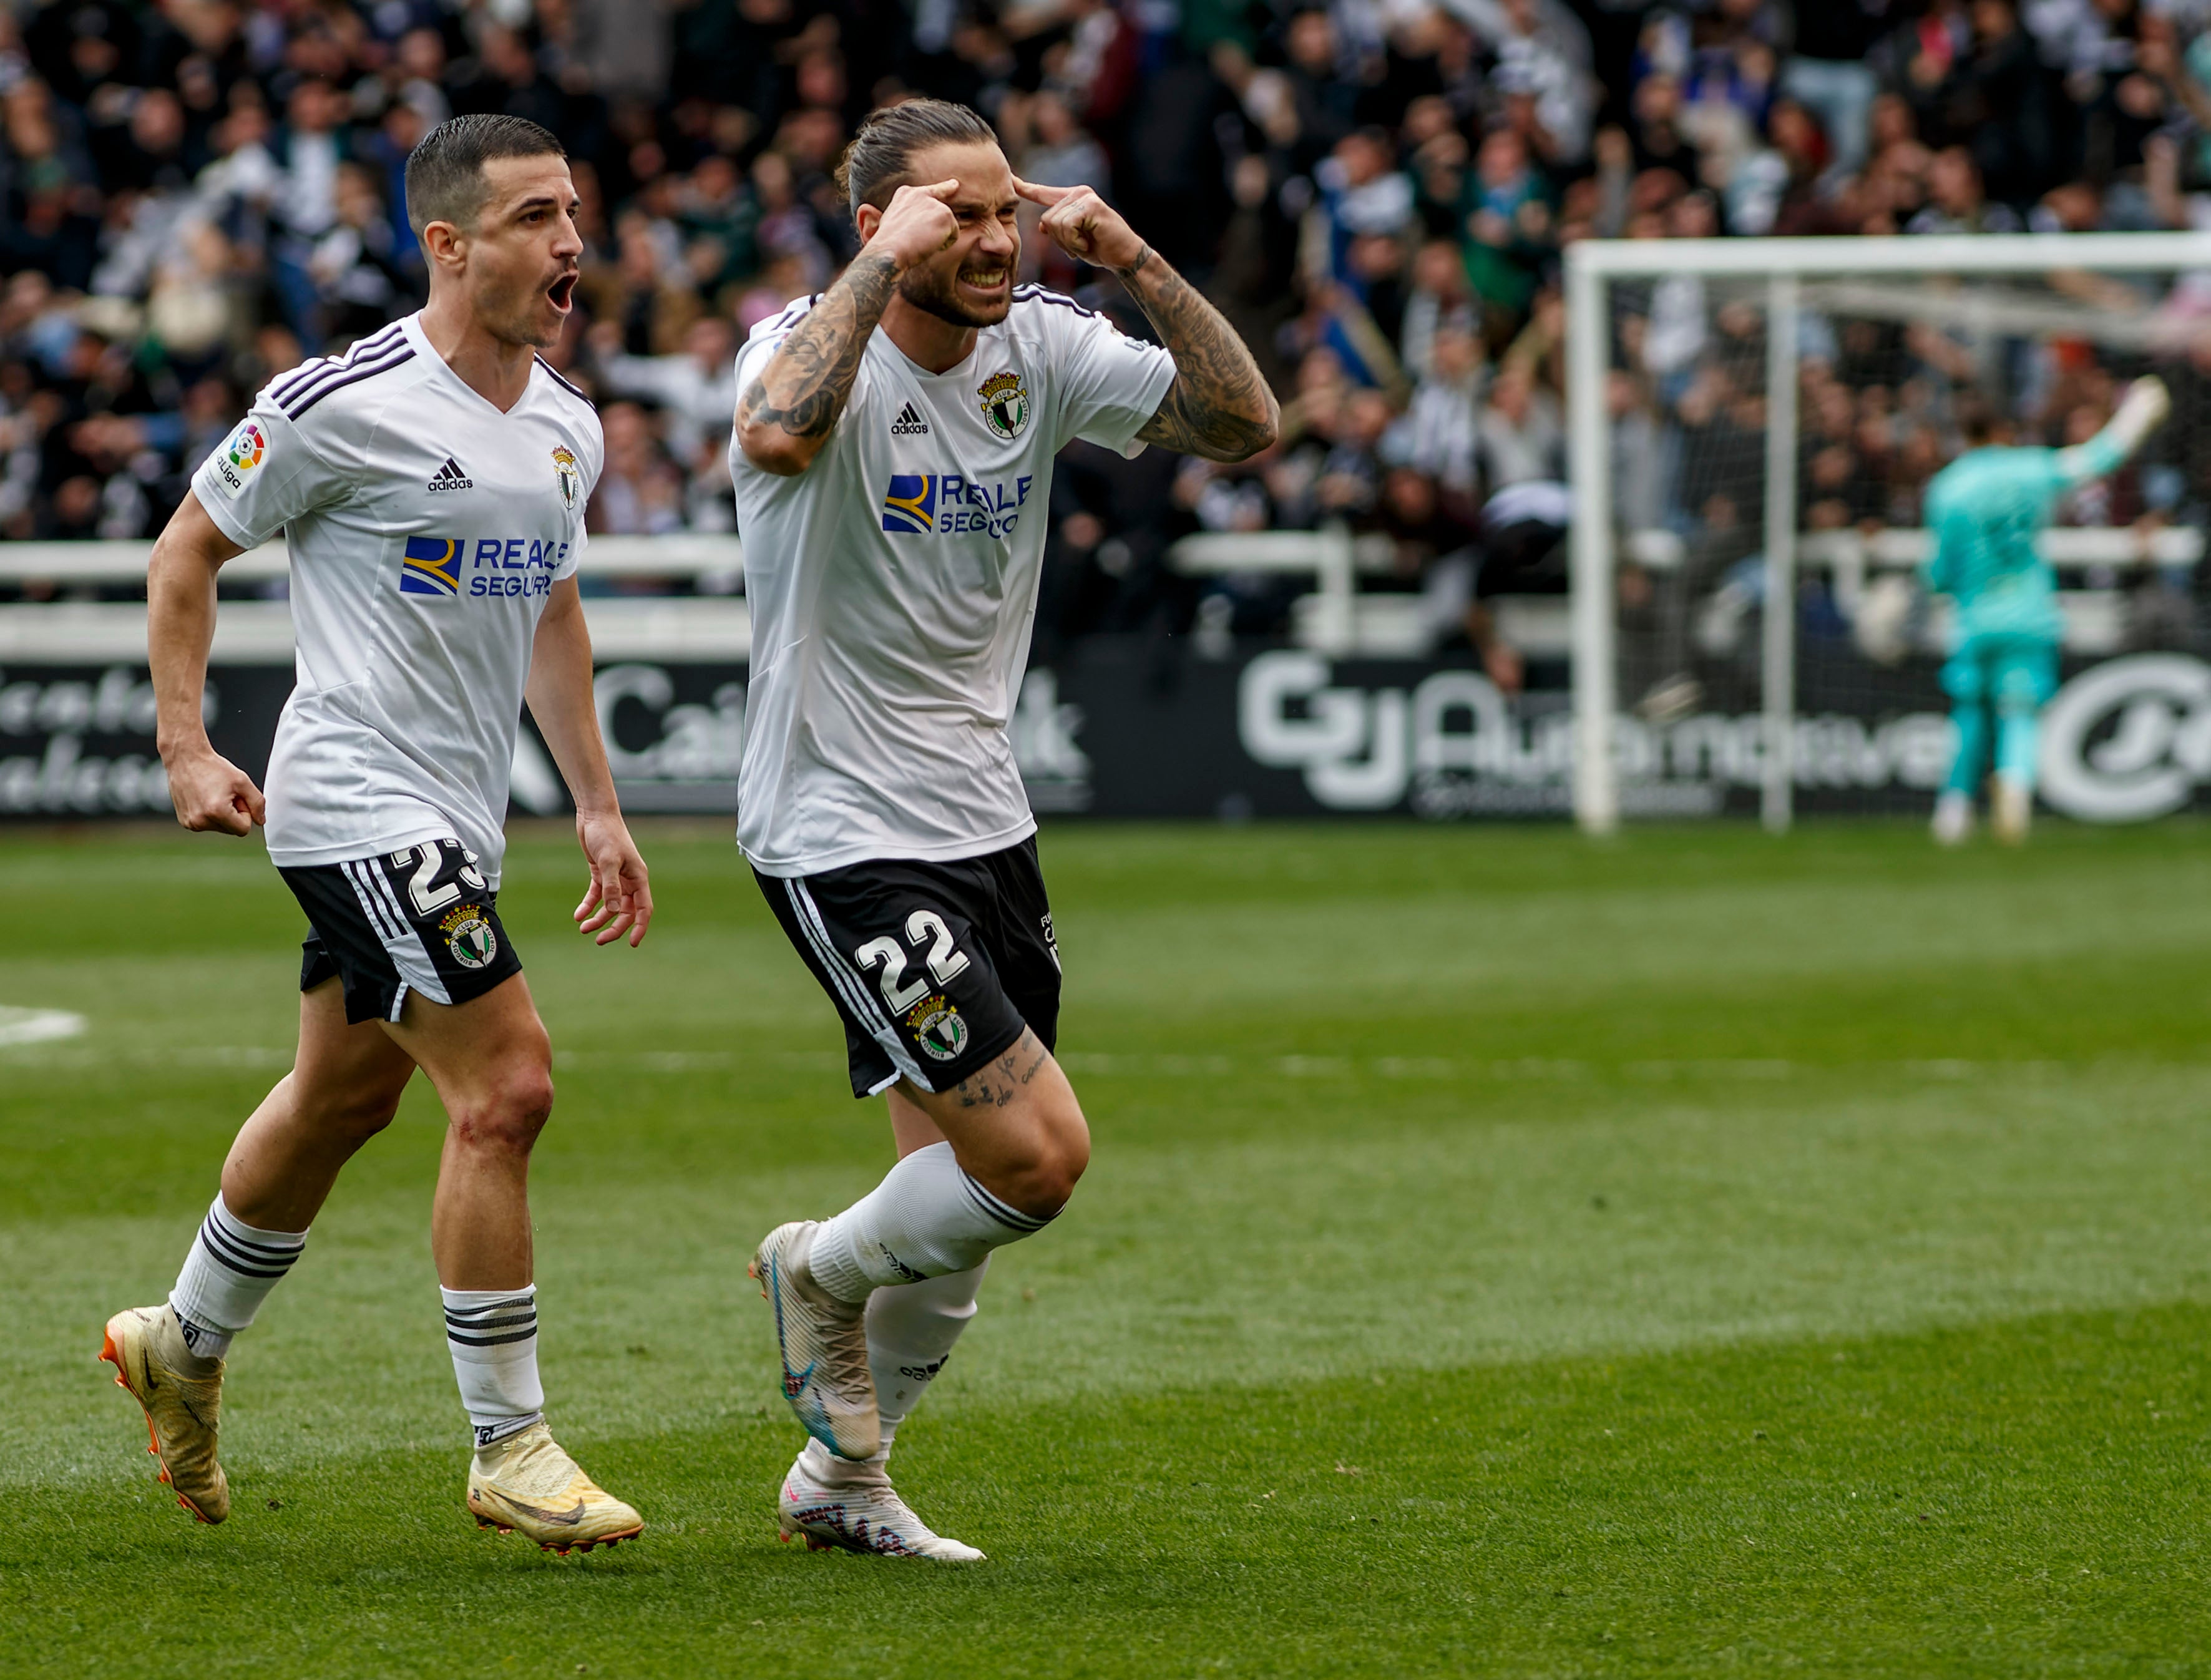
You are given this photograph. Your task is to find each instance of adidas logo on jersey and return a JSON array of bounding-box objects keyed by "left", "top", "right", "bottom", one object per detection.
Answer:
[
  {"left": 427, "top": 456, "right": 474, "bottom": 492},
  {"left": 891, "top": 403, "right": 930, "bottom": 436}
]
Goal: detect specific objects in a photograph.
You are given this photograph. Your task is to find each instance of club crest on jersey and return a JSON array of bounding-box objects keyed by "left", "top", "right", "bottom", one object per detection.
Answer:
[
  {"left": 438, "top": 903, "right": 498, "bottom": 970},
  {"left": 552, "top": 445, "right": 582, "bottom": 510},
  {"left": 213, "top": 421, "right": 265, "bottom": 498},
  {"left": 977, "top": 370, "right": 1030, "bottom": 442},
  {"left": 904, "top": 994, "right": 969, "bottom": 1062},
  {"left": 400, "top": 535, "right": 462, "bottom": 598}
]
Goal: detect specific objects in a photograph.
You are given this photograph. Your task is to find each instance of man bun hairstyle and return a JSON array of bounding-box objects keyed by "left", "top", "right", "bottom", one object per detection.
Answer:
[
  {"left": 404, "top": 113, "right": 566, "bottom": 242},
  {"left": 834, "top": 97, "right": 998, "bottom": 215}
]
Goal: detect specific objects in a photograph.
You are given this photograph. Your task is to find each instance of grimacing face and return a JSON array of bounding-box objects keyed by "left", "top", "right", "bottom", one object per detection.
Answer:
[
  {"left": 881, "top": 139, "right": 1019, "bottom": 329},
  {"left": 444, "top": 153, "right": 585, "bottom": 349}
]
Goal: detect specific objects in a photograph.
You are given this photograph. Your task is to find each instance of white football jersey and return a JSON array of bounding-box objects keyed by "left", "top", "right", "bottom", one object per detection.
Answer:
[
  {"left": 729, "top": 286, "right": 1175, "bottom": 877},
  {"left": 192, "top": 313, "right": 602, "bottom": 884}
]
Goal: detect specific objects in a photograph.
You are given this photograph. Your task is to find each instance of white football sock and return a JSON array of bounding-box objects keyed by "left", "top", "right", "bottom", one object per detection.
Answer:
[
  {"left": 442, "top": 1286, "right": 545, "bottom": 1448},
  {"left": 168, "top": 1194, "right": 308, "bottom": 1359},
  {"left": 806, "top": 1143, "right": 1051, "bottom": 1304},
  {"left": 868, "top": 1259, "right": 988, "bottom": 1456}
]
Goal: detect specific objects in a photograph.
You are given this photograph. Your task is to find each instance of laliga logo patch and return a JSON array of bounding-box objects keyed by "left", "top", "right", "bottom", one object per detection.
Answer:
[
  {"left": 977, "top": 370, "right": 1030, "bottom": 442},
  {"left": 438, "top": 904, "right": 498, "bottom": 970},
  {"left": 552, "top": 444, "right": 581, "bottom": 511},
  {"left": 228, "top": 422, "right": 265, "bottom": 472},
  {"left": 904, "top": 993, "right": 969, "bottom": 1062},
  {"left": 214, "top": 421, "right": 266, "bottom": 498}
]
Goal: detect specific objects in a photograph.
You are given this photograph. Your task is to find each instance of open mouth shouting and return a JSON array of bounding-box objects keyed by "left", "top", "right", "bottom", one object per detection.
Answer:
[{"left": 546, "top": 270, "right": 578, "bottom": 313}]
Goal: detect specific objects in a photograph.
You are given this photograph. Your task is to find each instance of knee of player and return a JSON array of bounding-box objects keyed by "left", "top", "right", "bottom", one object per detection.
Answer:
[
  {"left": 1010, "top": 1097, "right": 1091, "bottom": 1214},
  {"left": 451, "top": 1066, "right": 555, "bottom": 1155},
  {"left": 1046, "top": 1134, "right": 1091, "bottom": 1208}
]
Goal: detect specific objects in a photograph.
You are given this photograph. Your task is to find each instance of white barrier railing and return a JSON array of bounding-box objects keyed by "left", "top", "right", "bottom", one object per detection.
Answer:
[
  {"left": 0, "top": 534, "right": 744, "bottom": 584},
  {"left": 0, "top": 535, "right": 751, "bottom": 663},
  {"left": 1, "top": 524, "right": 2196, "bottom": 665},
  {"left": 1624, "top": 525, "right": 2204, "bottom": 572}
]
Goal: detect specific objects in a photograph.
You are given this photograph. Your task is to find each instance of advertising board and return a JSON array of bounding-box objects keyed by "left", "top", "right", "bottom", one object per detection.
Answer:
[{"left": 3, "top": 643, "right": 2205, "bottom": 825}]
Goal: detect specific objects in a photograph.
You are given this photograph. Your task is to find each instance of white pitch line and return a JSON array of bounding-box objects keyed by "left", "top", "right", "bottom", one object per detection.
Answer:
[{"left": 0, "top": 1007, "right": 87, "bottom": 1048}]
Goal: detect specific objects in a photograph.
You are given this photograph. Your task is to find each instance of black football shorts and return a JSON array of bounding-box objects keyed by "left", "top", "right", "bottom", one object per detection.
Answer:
[
  {"left": 280, "top": 836, "right": 522, "bottom": 1025},
  {"left": 758, "top": 836, "right": 1062, "bottom": 1098}
]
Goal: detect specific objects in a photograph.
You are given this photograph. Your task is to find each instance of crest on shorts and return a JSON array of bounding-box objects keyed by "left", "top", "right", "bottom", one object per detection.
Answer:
[
  {"left": 977, "top": 371, "right": 1030, "bottom": 442},
  {"left": 905, "top": 994, "right": 969, "bottom": 1062},
  {"left": 552, "top": 444, "right": 582, "bottom": 511},
  {"left": 439, "top": 904, "right": 498, "bottom": 970}
]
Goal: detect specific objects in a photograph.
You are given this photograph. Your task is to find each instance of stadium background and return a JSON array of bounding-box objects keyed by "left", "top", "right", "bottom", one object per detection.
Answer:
[
  {"left": 13, "top": 0, "right": 2211, "bottom": 826},
  {"left": 11, "top": 4, "right": 2211, "bottom": 1674}
]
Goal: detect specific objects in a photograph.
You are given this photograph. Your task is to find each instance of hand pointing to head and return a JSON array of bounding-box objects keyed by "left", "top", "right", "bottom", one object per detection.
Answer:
[
  {"left": 866, "top": 178, "right": 965, "bottom": 271},
  {"left": 1013, "top": 178, "right": 1148, "bottom": 273}
]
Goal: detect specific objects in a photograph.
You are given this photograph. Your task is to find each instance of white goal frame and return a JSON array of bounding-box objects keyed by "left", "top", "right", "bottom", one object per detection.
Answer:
[{"left": 1565, "top": 231, "right": 2211, "bottom": 835}]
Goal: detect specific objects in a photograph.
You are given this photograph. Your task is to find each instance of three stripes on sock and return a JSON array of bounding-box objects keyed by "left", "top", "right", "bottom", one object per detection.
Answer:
[
  {"left": 168, "top": 1194, "right": 306, "bottom": 1360},
  {"left": 166, "top": 1193, "right": 547, "bottom": 1446},
  {"left": 443, "top": 1286, "right": 545, "bottom": 1448}
]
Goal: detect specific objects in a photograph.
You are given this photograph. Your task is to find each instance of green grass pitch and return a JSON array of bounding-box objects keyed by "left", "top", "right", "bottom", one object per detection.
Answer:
[{"left": 5, "top": 818, "right": 2211, "bottom": 1677}]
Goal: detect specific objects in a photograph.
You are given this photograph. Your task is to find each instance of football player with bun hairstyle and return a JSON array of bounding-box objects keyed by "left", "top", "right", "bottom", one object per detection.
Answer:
[
  {"left": 102, "top": 114, "right": 652, "bottom": 1555},
  {"left": 730, "top": 97, "right": 1277, "bottom": 1560}
]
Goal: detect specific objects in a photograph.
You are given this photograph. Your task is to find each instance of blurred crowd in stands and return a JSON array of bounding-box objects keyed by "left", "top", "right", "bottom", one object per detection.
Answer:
[{"left": 8, "top": 0, "right": 2211, "bottom": 678}]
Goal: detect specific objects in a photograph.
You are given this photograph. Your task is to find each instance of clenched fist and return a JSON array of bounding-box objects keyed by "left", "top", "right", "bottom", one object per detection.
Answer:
[
  {"left": 865, "top": 179, "right": 964, "bottom": 271},
  {"left": 1013, "top": 178, "right": 1147, "bottom": 273},
  {"left": 165, "top": 746, "right": 265, "bottom": 836}
]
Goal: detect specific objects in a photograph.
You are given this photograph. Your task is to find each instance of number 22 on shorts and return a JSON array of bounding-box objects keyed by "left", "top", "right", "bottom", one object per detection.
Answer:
[{"left": 854, "top": 911, "right": 970, "bottom": 1012}]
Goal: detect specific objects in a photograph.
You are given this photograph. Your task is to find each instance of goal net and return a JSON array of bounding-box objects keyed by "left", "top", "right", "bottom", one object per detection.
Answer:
[{"left": 1564, "top": 233, "right": 2211, "bottom": 831}]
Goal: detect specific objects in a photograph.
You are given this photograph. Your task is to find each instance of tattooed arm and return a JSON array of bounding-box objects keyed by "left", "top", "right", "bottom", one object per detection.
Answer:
[
  {"left": 1013, "top": 178, "right": 1279, "bottom": 463},
  {"left": 1116, "top": 246, "right": 1281, "bottom": 462},
  {"left": 733, "top": 178, "right": 961, "bottom": 476}
]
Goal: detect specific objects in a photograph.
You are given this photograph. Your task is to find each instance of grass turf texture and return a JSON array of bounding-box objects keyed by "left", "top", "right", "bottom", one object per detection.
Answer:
[{"left": 4, "top": 819, "right": 2210, "bottom": 1677}]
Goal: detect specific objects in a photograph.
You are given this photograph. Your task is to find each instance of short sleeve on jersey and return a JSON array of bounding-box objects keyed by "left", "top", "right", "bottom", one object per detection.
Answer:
[
  {"left": 732, "top": 328, "right": 781, "bottom": 399},
  {"left": 1048, "top": 300, "right": 1177, "bottom": 459},
  {"left": 192, "top": 395, "right": 351, "bottom": 550},
  {"left": 728, "top": 297, "right": 874, "bottom": 468}
]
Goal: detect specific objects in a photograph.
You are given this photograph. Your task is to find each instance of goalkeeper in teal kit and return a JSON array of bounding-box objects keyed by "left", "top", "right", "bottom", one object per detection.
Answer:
[{"left": 1923, "top": 377, "right": 2171, "bottom": 845}]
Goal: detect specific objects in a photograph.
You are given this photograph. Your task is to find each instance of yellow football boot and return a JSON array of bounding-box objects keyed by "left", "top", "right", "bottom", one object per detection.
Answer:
[
  {"left": 466, "top": 1422, "right": 643, "bottom": 1554},
  {"left": 99, "top": 1304, "right": 229, "bottom": 1524}
]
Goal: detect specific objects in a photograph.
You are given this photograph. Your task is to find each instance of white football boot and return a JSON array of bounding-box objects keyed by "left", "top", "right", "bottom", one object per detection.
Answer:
[
  {"left": 778, "top": 1440, "right": 985, "bottom": 1562},
  {"left": 750, "top": 1221, "right": 880, "bottom": 1460}
]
